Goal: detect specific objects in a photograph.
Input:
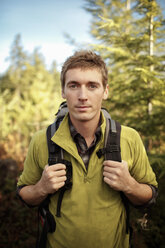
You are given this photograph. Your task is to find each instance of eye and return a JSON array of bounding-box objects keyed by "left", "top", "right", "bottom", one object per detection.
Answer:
[
  {"left": 68, "top": 82, "right": 78, "bottom": 89},
  {"left": 88, "top": 82, "right": 99, "bottom": 89}
]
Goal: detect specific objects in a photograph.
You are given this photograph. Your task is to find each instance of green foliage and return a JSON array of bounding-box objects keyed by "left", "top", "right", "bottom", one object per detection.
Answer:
[
  {"left": 0, "top": 193, "right": 37, "bottom": 248},
  {"left": 0, "top": 34, "right": 63, "bottom": 161},
  {"left": 84, "top": 0, "right": 165, "bottom": 153},
  {"left": 0, "top": 159, "right": 37, "bottom": 248},
  {"left": 129, "top": 154, "right": 165, "bottom": 248},
  {"left": 144, "top": 155, "right": 165, "bottom": 248}
]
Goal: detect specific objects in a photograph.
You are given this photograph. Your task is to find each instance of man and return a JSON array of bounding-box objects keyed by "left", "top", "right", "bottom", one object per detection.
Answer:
[{"left": 17, "top": 50, "right": 158, "bottom": 248}]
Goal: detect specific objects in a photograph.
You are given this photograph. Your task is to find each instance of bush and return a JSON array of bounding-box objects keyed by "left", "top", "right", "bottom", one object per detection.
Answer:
[
  {"left": 0, "top": 158, "right": 37, "bottom": 248},
  {"left": 130, "top": 154, "right": 165, "bottom": 248}
]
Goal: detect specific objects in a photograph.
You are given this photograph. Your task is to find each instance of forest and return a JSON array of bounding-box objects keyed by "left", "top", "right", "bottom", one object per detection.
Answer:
[{"left": 0, "top": 0, "right": 165, "bottom": 247}]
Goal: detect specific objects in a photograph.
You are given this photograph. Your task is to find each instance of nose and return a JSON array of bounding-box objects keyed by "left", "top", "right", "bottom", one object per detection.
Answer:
[{"left": 78, "top": 86, "right": 88, "bottom": 101}]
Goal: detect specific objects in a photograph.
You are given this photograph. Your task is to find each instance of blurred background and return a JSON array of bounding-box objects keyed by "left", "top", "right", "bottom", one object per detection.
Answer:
[{"left": 0, "top": 0, "right": 165, "bottom": 247}]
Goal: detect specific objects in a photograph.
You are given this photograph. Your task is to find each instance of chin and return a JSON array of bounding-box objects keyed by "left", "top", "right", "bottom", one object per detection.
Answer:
[{"left": 75, "top": 114, "right": 95, "bottom": 122}]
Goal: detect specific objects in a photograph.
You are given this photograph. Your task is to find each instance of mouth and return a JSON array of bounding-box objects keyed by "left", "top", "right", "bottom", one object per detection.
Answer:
[
  {"left": 76, "top": 105, "right": 90, "bottom": 108},
  {"left": 75, "top": 106, "right": 91, "bottom": 111}
]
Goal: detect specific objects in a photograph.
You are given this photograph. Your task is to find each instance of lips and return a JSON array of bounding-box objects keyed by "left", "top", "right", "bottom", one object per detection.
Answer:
[
  {"left": 76, "top": 105, "right": 90, "bottom": 108},
  {"left": 75, "top": 106, "right": 90, "bottom": 111}
]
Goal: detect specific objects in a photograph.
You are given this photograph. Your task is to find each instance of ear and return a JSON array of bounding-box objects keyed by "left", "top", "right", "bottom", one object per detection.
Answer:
[
  {"left": 103, "top": 84, "right": 109, "bottom": 100},
  {"left": 62, "top": 89, "right": 66, "bottom": 99}
]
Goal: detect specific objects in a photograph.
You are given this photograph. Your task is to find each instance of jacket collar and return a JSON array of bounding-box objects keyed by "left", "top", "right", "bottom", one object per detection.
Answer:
[{"left": 51, "top": 112, "right": 106, "bottom": 165}]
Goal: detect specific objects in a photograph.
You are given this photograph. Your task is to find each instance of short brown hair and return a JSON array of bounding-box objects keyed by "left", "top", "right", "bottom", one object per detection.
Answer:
[{"left": 61, "top": 50, "right": 108, "bottom": 89}]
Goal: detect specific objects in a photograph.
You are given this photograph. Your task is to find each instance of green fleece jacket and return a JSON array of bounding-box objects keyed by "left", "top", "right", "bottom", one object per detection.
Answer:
[{"left": 18, "top": 113, "right": 157, "bottom": 248}]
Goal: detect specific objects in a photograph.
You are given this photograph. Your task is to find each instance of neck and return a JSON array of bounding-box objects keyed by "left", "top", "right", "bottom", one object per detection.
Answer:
[{"left": 70, "top": 115, "right": 101, "bottom": 147}]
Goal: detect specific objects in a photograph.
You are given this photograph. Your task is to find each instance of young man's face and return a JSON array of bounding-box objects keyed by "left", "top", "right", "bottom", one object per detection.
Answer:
[{"left": 62, "top": 68, "right": 108, "bottom": 125}]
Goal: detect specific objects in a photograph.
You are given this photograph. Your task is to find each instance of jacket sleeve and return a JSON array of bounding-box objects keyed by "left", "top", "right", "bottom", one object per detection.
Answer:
[{"left": 17, "top": 129, "right": 48, "bottom": 187}]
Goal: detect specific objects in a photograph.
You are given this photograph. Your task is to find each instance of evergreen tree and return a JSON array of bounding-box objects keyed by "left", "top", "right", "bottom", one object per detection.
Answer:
[
  {"left": 84, "top": 1, "right": 165, "bottom": 246},
  {"left": 0, "top": 34, "right": 62, "bottom": 161},
  {"left": 84, "top": 0, "right": 165, "bottom": 152}
]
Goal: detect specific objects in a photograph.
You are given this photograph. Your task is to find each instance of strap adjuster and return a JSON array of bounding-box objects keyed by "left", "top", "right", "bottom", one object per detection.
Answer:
[{"left": 97, "top": 145, "right": 120, "bottom": 158}]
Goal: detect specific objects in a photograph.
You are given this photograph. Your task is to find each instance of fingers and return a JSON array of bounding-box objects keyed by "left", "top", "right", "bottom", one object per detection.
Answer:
[
  {"left": 103, "top": 160, "right": 121, "bottom": 177},
  {"left": 45, "top": 163, "right": 66, "bottom": 170},
  {"left": 103, "top": 176, "right": 115, "bottom": 188},
  {"left": 102, "top": 160, "right": 128, "bottom": 191},
  {"left": 103, "top": 170, "right": 118, "bottom": 181},
  {"left": 41, "top": 163, "right": 67, "bottom": 194},
  {"left": 45, "top": 164, "right": 67, "bottom": 182},
  {"left": 51, "top": 176, "right": 66, "bottom": 189},
  {"left": 44, "top": 163, "right": 66, "bottom": 176},
  {"left": 103, "top": 160, "right": 125, "bottom": 167},
  {"left": 103, "top": 160, "right": 127, "bottom": 172}
]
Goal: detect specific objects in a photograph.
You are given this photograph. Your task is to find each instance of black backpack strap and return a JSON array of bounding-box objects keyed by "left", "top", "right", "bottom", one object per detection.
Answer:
[
  {"left": 46, "top": 123, "right": 73, "bottom": 216},
  {"left": 37, "top": 197, "right": 56, "bottom": 248},
  {"left": 48, "top": 122, "right": 73, "bottom": 199},
  {"left": 105, "top": 119, "right": 121, "bottom": 162},
  {"left": 37, "top": 118, "right": 72, "bottom": 248},
  {"left": 97, "top": 117, "right": 130, "bottom": 235},
  {"left": 96, "top": 118, "right": 121, "bottom": 162},
  {"left": 55, "top": 159, "right": 72, "bottom": 217}
]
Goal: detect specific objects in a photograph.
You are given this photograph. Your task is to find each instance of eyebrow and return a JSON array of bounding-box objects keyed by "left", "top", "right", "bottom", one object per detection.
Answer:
[
  {"left": 88, "top": 81, "right": 101, "bottom": 85},
  {"left": 66, "top": 80, "right": 101, "bottom": 85},
  {"left": 67, "top": 81, "right": 78, "bottom": 84}
]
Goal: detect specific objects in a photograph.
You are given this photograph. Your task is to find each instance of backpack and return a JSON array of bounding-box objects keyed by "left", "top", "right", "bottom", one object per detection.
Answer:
[{"left": 36, "top": 101, "right": 130, "bottom": 248}]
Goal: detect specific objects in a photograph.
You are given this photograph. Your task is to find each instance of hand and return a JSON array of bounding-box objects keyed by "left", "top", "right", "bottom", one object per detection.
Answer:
[
  {"left": 103, "top": 160, "right": 132, "bottom": 192},
  {"left": 39, "top": 163, "right": 67, "bottom": 195}
]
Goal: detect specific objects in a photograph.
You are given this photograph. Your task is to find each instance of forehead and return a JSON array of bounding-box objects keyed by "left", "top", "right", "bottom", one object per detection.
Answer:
[{"left": 65, "top": 68, "right": 103, "bottom": 84}]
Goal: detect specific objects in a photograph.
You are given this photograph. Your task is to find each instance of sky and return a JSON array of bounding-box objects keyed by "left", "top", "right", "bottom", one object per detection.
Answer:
[
  {"left": 0, "top": 0, "right": 165, "bottom": 74},
  {"left": 0, "top": 0, "right": 93, "bottom": 74}
]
